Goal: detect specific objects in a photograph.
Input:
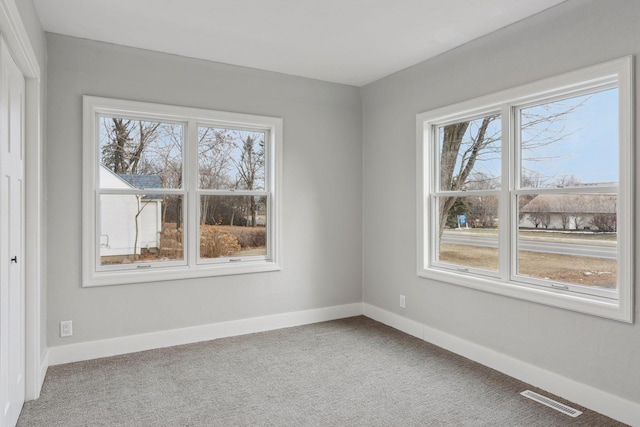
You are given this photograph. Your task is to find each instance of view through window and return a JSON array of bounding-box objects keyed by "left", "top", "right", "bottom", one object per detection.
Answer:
[
  {"left": 418, "top": 57, "right": 633, "bottom": 321},
  {"left": 84, "top": 96, "right": 282, "bottom": 286}
]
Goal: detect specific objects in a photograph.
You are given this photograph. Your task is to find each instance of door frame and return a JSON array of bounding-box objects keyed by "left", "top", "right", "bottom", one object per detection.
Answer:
[{"left": 0, "top": 0, "right": 45, "bottom": 400}]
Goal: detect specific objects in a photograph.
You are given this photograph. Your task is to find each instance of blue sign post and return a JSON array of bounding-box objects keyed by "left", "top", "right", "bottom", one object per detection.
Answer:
[{"left": 457, "top": 214, "right": 467, "bottom": 229}]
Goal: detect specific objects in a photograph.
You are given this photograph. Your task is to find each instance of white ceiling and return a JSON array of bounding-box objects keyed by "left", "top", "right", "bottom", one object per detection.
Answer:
[{"left": 33, "top": 0, "right": 566, "bottom": 87}]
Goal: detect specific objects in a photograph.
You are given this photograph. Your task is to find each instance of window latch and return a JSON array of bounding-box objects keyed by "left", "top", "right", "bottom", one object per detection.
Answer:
[
  {"left": 551, "top": 284, "right": 569, "bottom": 290},
  {"left": 136, "top": 264, "right": 152, "bottom": 269}
]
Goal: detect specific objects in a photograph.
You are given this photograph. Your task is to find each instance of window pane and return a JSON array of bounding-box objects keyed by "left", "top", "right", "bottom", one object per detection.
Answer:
[
  {"left": 438, "top": 115, "right": 501, "bottom": 191},
  {"left": 198, "top": 127, "right": 266, "bottom": 190},
  {"left": 99, "top": 116, "right": 183, "bottom": 189},
  {"left": 199, "top": 195, "right": 267, "bottom": 259},
  {"left": 436, "top": 195, "right": 499, "bottom": 271},
  {"left": 517, "top": 193, "right": 617, "bottom": 289},
  {"left": 520, "top": 89, "right": 618, "bottom": 188},
  {"left": 100, "top": 194, "right": 184, "bottom": 265}
]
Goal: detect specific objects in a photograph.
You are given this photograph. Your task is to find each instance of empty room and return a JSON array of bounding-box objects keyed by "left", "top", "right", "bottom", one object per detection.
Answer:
[{"left": 1, "top": 0, "right": 639, "bottom": 425}]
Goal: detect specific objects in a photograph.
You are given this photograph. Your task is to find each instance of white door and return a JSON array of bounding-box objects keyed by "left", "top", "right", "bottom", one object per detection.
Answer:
[{"left": 0, "top": 38, "right": 26, "bottom": 427}]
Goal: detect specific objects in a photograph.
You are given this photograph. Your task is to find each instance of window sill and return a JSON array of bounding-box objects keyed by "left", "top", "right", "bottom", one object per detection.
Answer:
[
  {"left": 83, "top": 260, "right": 282, "bottom": 287},
  {"left": 418, "top": 267, "right": 631, "bottom": 323}
]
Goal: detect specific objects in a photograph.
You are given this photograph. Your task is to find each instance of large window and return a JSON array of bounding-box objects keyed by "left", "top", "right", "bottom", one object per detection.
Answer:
[
  {"left": 83, "top": 96, "right": 282, "bottom": 286},
  {"left": 417, "top": 57, "right": 633, "bottom": 322}
]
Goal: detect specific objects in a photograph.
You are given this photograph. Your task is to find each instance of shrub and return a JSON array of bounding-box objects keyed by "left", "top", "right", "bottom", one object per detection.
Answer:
[
  {"left": 159, "top": 224, "right": 183, "bottom": 258},
  {"left": 590, "top": 214, "right": 617, "bottom": 232},
  {"left": 233, "top": 228, "right": 266, "bottom": 248},
  {"left": 199, "top": 225, "right": 241, "bottom": 258}
]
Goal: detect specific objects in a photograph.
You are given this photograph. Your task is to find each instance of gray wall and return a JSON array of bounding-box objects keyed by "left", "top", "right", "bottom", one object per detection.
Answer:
[
  {"left": 46, "top": 34, "right": 363, "bottom": 347},
  {"left": 361, "top": 0, "right": 640, "bottom": 404},
  {"left": 44, "top": 0, "right": 640, "bottom": 406}
]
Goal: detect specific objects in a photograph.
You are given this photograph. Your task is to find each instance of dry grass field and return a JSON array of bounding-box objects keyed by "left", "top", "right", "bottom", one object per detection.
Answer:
[{"left": 439, "top": 241, "right": 617, "bottom": 288}]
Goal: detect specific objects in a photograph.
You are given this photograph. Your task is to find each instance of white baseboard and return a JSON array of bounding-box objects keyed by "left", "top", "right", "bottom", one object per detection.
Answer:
[
  {"left": 363, "top": 303, "right": 640, "bottom": 427},
  {"left": 39, "top": 350, "right": 48, "bottom": 390},
  {"left": 26, "top": 350, "right": 49, "bottom": 401},
  {"left": 48, "top": 302, "right": 363, "bottom": 366},
  {"left": 41, "top": 302, "right": 640, "bottom": 425}
]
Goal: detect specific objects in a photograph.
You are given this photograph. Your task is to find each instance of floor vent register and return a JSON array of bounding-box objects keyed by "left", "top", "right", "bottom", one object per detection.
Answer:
[{"left": 521, "top": 390, "right": 582, "bottom": 417}]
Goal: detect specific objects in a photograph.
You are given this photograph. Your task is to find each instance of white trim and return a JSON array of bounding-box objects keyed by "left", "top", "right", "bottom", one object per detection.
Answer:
[
  {"left": 364, "top": 304, "right": 424, "bottom": 340},
  {"left": 0, "top": 0, "right": 44, "bottom": 400},
  {"left": 38, "top": 349, "right": 48, "bottom": 390},
  {"left": 416, "top": 56, "right": 634, "bottom": 323},
  {"left": 82, "top": 96, "right": 283, "bottom": 287},
  {"left": 0, "top": 0, "right": 39, "bottom": 78},
  {"left": 48, "top": 303, "right": 363, "bottom": 365},
  {"left": 24, "top": 74, "right": 44, "bottom": 401},
  {"left": 363, "top": 304, "right": 640, "bottom": 426}
]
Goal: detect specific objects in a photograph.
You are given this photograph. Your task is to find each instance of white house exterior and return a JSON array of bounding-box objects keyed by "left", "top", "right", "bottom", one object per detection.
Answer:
[
  {"left": 99, "top": 165, "right": 162, "bottom": 258},
  {"left": 520, "top": 194, "right": 616, "bottom": 231}
]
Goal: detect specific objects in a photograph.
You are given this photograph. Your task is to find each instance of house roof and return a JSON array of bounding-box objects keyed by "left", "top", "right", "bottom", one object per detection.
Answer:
[
  {"left": 117, "top": 174, "right": 162, "bottom": 189},
  {"left": 116, "top": 173, "right": 163, "bottom": 200},
  {"left": 521, "top": 194, "right": 616, "bottom": 214}
]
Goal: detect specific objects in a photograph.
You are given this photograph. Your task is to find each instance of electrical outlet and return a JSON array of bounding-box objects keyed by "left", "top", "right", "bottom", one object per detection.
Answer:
[
  {"left": 60, "top": 320, "right": 73, "bottom": 337},
  {"left": 400, "top": 294, "right": 406, "bottom": 308}
]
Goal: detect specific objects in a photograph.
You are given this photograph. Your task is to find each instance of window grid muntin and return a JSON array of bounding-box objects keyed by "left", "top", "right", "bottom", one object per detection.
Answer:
[
  {"left": 95, "top": 190, "right": 188, "bottom": 272},
  {"left": 425, "top": 79, "right": 623, "bottom": 300},
  {"left": 84, "top": 96, "right": 281, "bottom": 286},
  {"left": 432, "top": 109, "right": 502, "bottom": 193},
  {"left": 514, "top": 87, "right": 619, "bottom": 191},
  {"left": 196, "top": 194, "right": 271, "bottom": 264},
  {"left": 430, "top": 108, "right": 503, "bottom": 279},
  {"left": 94, "top": 111, "right": 189, "bottom": 271},
  {"left": 430, "top": 193, "right": 501, "bottom": 278},
  {"left": 96, "top": 113, "right": 187, "bottom": 189},
  {"left": 417, "top": 57, "right": 633, "bottom": 322},
  {"left": 196, "top": 124, "right": 269, "bottom": 192},
  {"left": 194, "top": 123, "right": 272, "bottom": 264},
  {"left": 511, "top": 192, "right": 618, "bottom": 300},
  {"left": 510, "top": 87, "right": 620, "bottom": 297}
]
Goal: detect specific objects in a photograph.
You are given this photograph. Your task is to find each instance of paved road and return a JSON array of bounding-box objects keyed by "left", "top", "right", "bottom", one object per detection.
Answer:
[{"left": 441, "top": 232, "right": 617, "bottom": 259}]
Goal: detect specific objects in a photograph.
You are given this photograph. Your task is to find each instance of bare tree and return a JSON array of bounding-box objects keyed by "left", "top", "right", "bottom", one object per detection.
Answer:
[
  {"left": 528, "top": 200, "right": 550, "bottom": 229},
  {"left": 234, "top": 133, "right": 265, "bottom": 227},
  {"left": 198, "top": 128, "right": 234, "bottom": 188},
  {"left": 559, "top": 212, "right": 571, "bottom": 230},
  {"left": 198, "top": 128, "right": 234, "bottom": 225},
  {"left": 573, "top": 214, "right": 585, "bottom": 230},
  {"left": 438, "top": 99, "right": 588, "bottom": 238},
  {"left": 100, "top": 118, "right": 182, "bottom": 260},
  {"left": 439, "top": 116, "right": 500, "bottom": 236},
  {"left": 471, "top": 196, "right": 498, "bottom": 227},
  {"left": 521, "top": 171, "right": 549, "bottom": 189},
  {"left": 101, "top": 118, "right": 162, "bottom": 175},
  {"left": 590, "top": 214, "right": 616, "bottom": 232},
  {"left": 555, "top": 174, "right": 581, "bottom": 187},
  {"left": 464, "top": 173, "right": 499, "bottom": 228},
  {"left": 517, "top": 171, "right": 550, "bottom": 223},
  {"left": 132, "top": 196, "right": 154, "bottom": 261}
]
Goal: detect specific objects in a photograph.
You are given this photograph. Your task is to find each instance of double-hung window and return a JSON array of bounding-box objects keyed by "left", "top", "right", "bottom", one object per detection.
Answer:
[
  {"left": 417, "top": 57, "right": 633, "bottom": 322},
  {"left": 83, "top": 96, "right": 282, "bottom": 286}
]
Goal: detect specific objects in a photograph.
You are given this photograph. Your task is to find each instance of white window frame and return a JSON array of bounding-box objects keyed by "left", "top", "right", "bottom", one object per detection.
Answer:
[
  {"left": 417, "top": 57, "right": 634, "bottom": 322},
  {"left": 83, "top": 96, "right": 282, "bottom": 287}
]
